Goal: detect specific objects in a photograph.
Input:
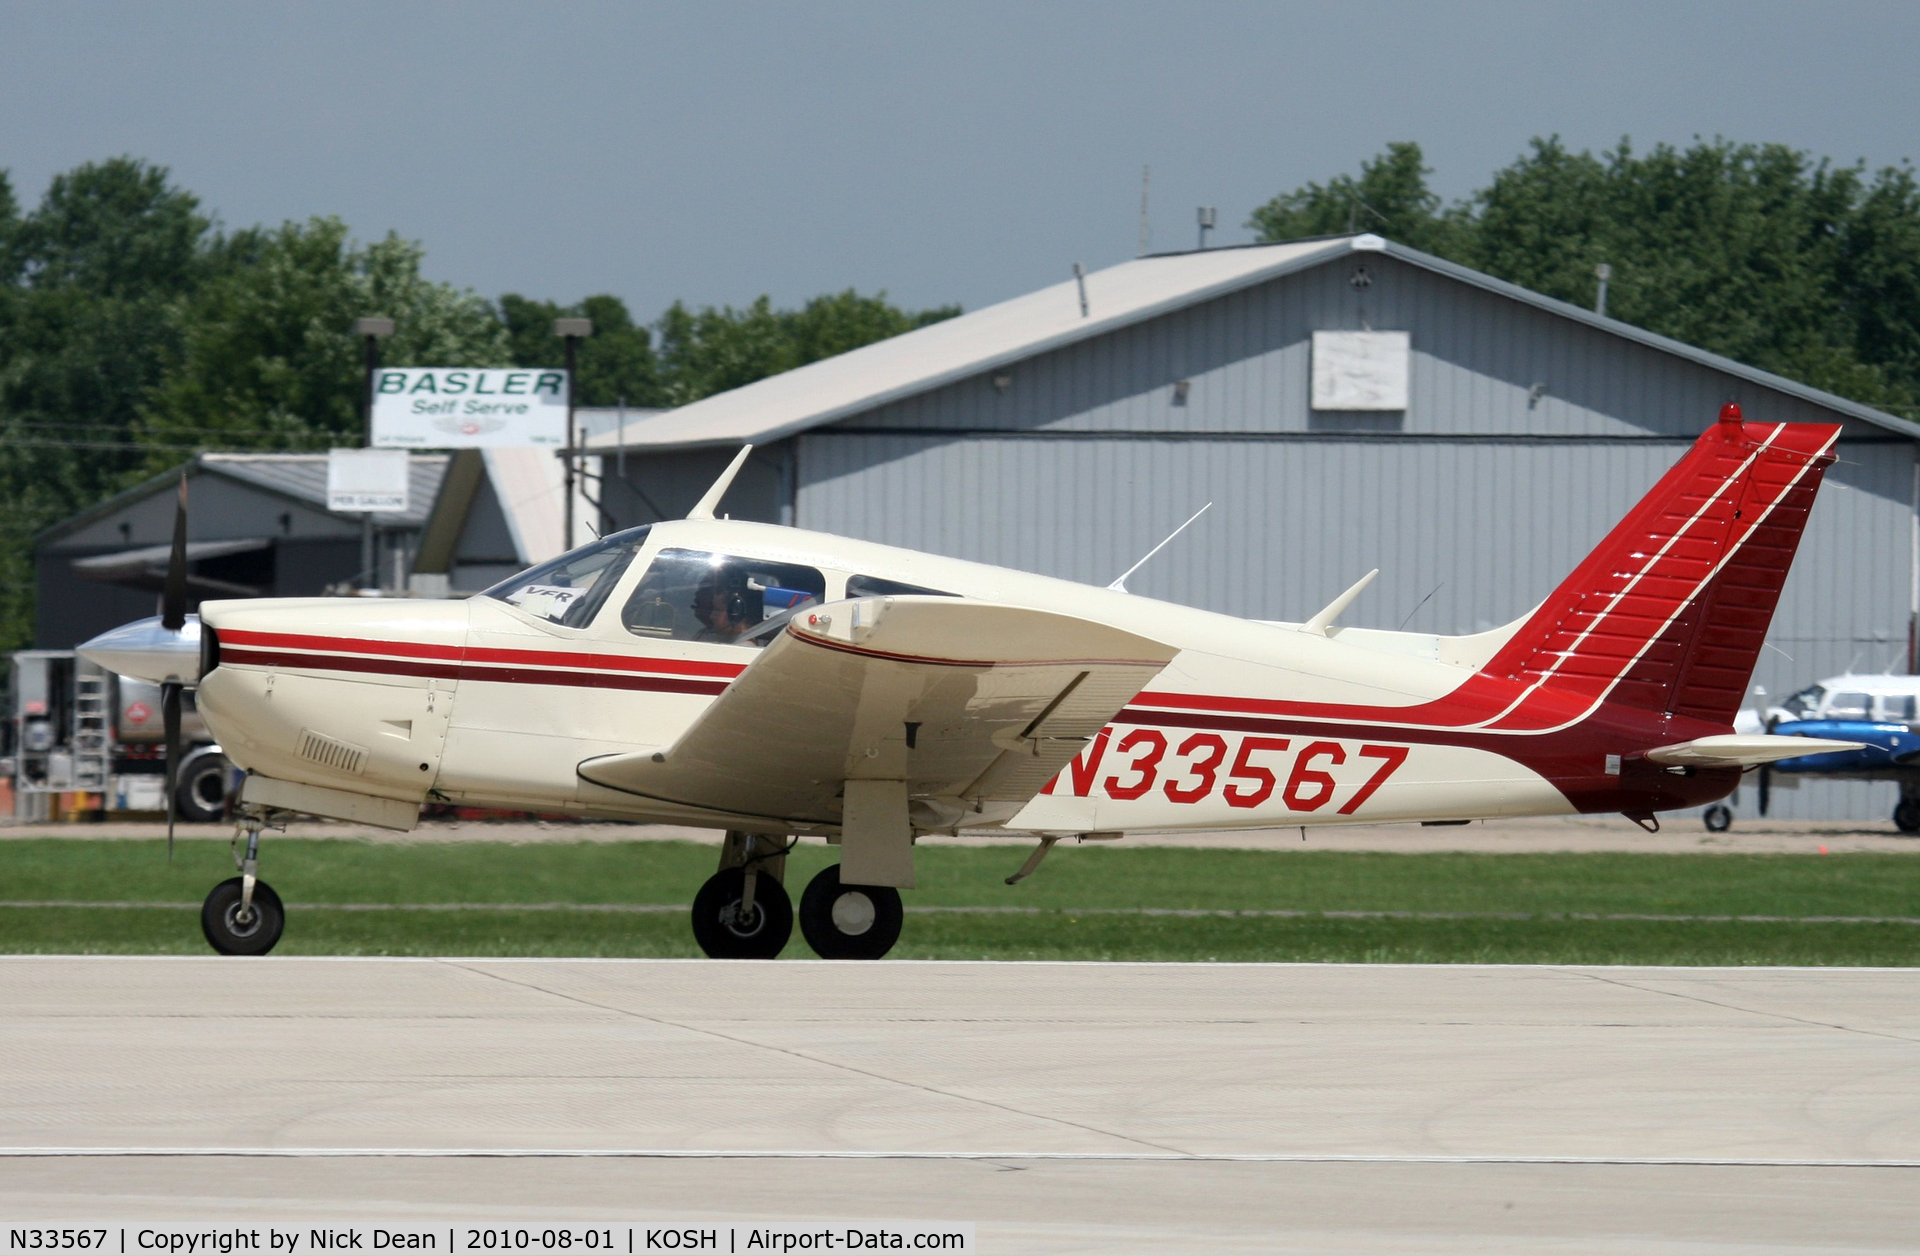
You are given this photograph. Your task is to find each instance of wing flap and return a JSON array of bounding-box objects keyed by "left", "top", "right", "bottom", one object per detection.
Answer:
[{"left": 577, "top": 596, "right": 1177, "bottom": 825}]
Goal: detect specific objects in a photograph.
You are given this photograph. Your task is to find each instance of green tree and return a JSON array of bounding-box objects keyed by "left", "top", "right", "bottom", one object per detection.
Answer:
[
  {"left": 499, "top": 292, "right": 662, "bottom": 407},
  {"left": 653, "top": 289, "right": 958, "bottom": 406},
  {"left": 0, "top": 159, "right": 214, "bottom": 647},
  {"left": 1250, "top": 137, "right": 1920, "bottom": 417},
  {"left": 1468, "top": 138, "right": 1913, "bottom": 409},
  {"left": 142, "top": 216, "right": 507, "bottom": 451},
  {"left": 1248, "top": 142, "right": 1462, "bottom": 254}
]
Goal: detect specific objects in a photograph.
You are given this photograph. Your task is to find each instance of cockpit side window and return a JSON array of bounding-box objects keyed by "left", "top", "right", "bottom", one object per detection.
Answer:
[
  {"left": 480, "top": 526, "right": 651, "bottom": 628},
  {"left": 845, "top": 574, "right": 957, "bottom": 599},
  {"left": 622, "top": 548, "right": 826, "bottom": 647},
  {"left": 1780, "top": 684, "right": 1826, "bottom": 720}
]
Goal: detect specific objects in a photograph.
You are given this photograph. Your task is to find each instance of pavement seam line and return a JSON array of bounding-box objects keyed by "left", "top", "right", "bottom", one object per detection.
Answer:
[
  {"left": 1552, "top": 967, "right": 1920, "bottom": 1045},
  {"left": 3, "top": 1148, "right": 1918, "bottom": 1166},
  {"left": 434, "top": 958, "right": 1190, "bottom": 1157}
]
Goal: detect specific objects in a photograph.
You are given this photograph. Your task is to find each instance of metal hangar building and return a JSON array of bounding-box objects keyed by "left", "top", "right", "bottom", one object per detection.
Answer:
[{"left": 501, "top": 233, "right": 1912, "bottom": 821}]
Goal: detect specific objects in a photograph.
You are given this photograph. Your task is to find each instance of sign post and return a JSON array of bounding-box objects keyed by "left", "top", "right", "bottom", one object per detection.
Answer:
[
  {"left": 353, "top": 318, "right": 395, "bottom": 586},
  {"left": 552, "top": 318, "right": 594, "bottom": 550}
]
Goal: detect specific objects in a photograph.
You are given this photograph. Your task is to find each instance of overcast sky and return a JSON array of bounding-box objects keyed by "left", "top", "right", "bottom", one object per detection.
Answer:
[{"left": 7, "top": 1, "right": 1917, "bottom": 320}]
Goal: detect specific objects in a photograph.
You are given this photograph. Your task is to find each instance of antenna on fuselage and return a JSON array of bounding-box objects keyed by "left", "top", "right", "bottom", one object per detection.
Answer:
[
  {"left": 1108, "top": 502, "right": 1211, "bottom": 593},
  {"left": 687, "top": 445, "right": 753, "bottom": 521},
  {"left": 1302, "top": 569, "right": 1379, "bottom": 636}
]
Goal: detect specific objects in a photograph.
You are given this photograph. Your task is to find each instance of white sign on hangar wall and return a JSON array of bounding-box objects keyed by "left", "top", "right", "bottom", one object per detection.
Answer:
[
  {"left": 1311, "top": 331, "right": 1411, "bottom": 411},
  {"left": 371, "top": 367, "right": 569, "bottom": 448}
]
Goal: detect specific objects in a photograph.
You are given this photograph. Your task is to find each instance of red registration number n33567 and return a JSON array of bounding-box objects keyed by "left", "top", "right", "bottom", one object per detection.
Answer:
[{"left": 1043, "top": 728, "right": 1408, "bottom": 815}]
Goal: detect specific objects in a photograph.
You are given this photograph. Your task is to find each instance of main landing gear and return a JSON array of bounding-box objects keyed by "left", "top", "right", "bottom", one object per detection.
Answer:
[
  {"left": 1894, "top": 784, "right": 1920, "bottom": 834},
  {"left": 690, "top": 832, "right": 904, "bottom": 960},
  {"left": 798, "top": 865, "right": 902, "bottom": 960},
  {"left": 202, "top": 810, "right": 285, "bottom": 955}
]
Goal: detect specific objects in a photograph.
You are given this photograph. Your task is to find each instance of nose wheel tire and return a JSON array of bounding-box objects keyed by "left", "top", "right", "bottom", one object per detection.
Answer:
[
  {"left": 1702, "top": 803, "right": 1733, "bottom": 833},
  {"left": 201, "top": 877, "right": 285, "bottom": 956},
  {"left": 691, "top": 867, "right": 792, "bottom": 959},
  {"left": 799, "top": 865, "right": 903, "bottom": 960}
]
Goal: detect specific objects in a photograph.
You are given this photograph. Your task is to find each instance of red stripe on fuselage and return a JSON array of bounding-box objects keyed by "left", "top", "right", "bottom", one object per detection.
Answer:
[
  {"left": 218, "top": 629, "right": 747, "bottom": 680},
  {"left": 218, "top": 646, "right": 731, "bottom": 696}
]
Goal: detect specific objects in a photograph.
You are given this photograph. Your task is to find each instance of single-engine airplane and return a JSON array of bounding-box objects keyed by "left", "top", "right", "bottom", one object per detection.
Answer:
[
  {"left": 1700, "top": 673, "right": 1920, "bottom": 832},
  {"left": 80, "top": 404, "right": 1860, "bottom": 958}
]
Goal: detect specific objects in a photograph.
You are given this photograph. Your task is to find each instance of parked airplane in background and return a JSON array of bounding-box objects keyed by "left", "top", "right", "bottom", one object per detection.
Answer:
[
  {"left": 81, "top": 404, "right": 1857, "bottom": 958},
  {"left": 1703, "top": 672, "right": 1920, "bottom": 832}
]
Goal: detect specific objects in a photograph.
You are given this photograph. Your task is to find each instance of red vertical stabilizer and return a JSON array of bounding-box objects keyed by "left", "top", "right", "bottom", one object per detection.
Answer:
[{"left": 1482, "top": 407, "right": 1839, "bottom": 728}]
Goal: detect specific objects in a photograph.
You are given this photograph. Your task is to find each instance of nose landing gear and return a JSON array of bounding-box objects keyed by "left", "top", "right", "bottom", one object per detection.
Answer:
[{"left": 201, "top": 810, "right": 285, "bottom": 955}]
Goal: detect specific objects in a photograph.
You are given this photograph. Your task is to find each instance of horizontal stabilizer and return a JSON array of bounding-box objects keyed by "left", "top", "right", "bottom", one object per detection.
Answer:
[{"left": 1644, "top": 734, "right": 1864, "bottom": 768}]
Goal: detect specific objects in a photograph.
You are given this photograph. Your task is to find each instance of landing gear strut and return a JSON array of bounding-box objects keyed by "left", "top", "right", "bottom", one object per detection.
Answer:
[
  {"left": 691, "top": 832, "right": 792, "bottom": 958},
  {"left": 202, "top": 811, "right": 284, "bottom": 955}
]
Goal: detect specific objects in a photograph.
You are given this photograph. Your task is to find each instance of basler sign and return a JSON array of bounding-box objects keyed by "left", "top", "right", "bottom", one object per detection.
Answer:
[{"left": 372, "top": 368, "right": 569, "bottom": 448}]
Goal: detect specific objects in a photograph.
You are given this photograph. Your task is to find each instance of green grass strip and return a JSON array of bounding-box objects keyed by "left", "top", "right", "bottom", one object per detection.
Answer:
[{"left": 0, "top": 837, "right": 1915, "bottom": 964}]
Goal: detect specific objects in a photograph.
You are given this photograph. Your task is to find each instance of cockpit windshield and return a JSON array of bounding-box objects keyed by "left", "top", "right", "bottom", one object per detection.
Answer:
[{"left": 481, "top": 526, "right": 652, "bottom": 628}]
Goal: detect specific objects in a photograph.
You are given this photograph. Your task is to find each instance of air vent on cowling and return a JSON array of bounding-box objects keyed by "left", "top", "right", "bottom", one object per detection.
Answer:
[{"left": 298, "top": 728, "right": 368, "bottom": 775}]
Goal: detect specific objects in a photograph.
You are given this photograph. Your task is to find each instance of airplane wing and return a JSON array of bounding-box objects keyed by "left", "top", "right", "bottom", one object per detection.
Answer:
[
  {"left": 1644, "top": 733, "right": 1865, "bottom": 768},
  {"left": 577, "top": 596, "right": 1179, "bottom": 826}
]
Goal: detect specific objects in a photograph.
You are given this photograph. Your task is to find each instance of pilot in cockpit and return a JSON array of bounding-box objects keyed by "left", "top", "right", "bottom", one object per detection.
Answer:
[{"left": 692, "top": 565, "right": 759, "bottom": 644}]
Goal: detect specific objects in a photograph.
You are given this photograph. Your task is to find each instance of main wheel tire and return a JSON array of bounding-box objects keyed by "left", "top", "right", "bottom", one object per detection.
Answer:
[
  {"left": 1893, "top": 799, "right": 1920, "bottom": 834},
  {"left": 690, "top": 867, "right": 792, "bottom": 959},
  {"left": 799, "top": 865, "right": 903, "bottom": 960},
  {"left": 176, "top": 752, "right": 232, "bottom": 823},
  {"left": 201, "top": 877, "right": 285, "bottom": 956},
  {"left": 1702, "top": 803, "right": 1733, "bottom": 833}
]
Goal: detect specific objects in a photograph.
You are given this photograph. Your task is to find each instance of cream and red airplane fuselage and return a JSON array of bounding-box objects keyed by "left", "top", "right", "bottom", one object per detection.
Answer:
[
  {"left": 80, "top": 411, "right": 1851, "bottom": 956},
  {"left": 189, "top": 413, "right": 1827, "bottom": 835}
]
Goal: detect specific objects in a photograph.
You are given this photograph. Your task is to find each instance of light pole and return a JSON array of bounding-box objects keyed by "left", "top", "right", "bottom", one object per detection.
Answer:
[
  {"left": 353, "top": 317, "right": 395, "bottom": 587},
  {"left": 553, "top": 317, "right": 593, "bottom": 549}
]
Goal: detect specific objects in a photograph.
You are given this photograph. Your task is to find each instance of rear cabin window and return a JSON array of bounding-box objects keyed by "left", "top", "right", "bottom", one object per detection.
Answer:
[
  {"left": 622, "top": 548, "right": 826, "bottom": 647},
  {"left": 1881, "top": 694, "right": 1918, "bottom": 721},
  {"left": 845, "top": 574, "right": 957, "bottom": 598},
  {"left": 1826, "top": 692, "right": 1872, "bottom": 719}
]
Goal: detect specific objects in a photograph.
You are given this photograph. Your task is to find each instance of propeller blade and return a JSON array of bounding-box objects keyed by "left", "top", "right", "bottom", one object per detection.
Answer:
[
  {"left": 161, "top": 474, "right": 189, "bottom": 632},
  {"left": 1758, "top": 764, "right": 1771, "bottom": 817},
  {"left": 162, "top": 679, "right": 182, "bottom": 862}
]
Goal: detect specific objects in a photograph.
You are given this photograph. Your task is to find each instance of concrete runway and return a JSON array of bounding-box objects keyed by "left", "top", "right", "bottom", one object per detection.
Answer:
[{"left": 2, "top": 957, "right": 1917, "bottom": 1253}]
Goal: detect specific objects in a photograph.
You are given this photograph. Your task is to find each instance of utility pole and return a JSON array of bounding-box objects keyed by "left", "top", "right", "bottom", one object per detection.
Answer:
[
  {"left": 553, "top": 317, "right": 593, "bottom": 550},
  {"left": 1138, "top": 166, "right": 1151, "bottom": 257},
  {"left": 353, "top": 316, "right": 394, "bottom": 588}
]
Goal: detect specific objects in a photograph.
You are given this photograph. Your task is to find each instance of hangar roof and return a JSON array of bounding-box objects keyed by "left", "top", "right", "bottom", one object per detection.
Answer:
[
  {"left": 38, "top": 451, "right": 450, "bottom": 545},
  {"left": 582, "top": 233, "right": 1919, "bottom": 454}
]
